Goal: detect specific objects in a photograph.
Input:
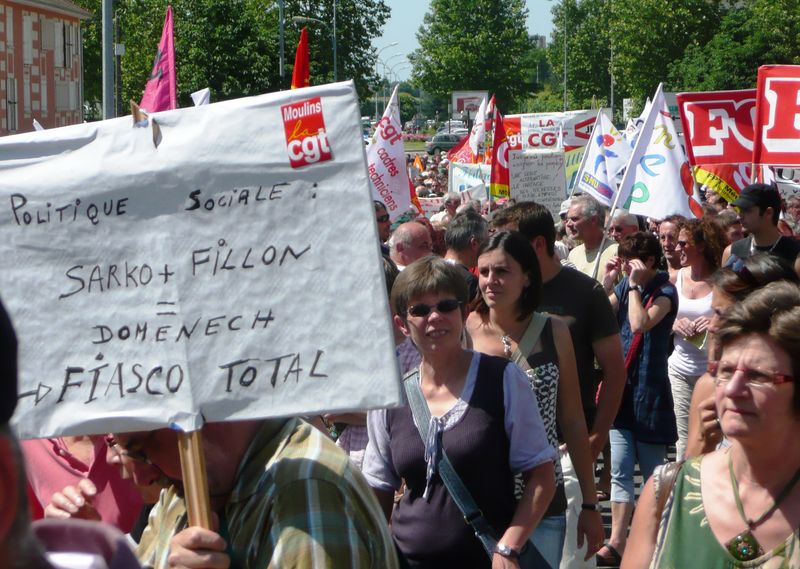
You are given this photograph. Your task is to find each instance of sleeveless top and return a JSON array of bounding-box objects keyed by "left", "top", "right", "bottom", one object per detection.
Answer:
[
  {"left": 651, "top": 456, "right": 800, "bottom": 569},
  {"left": 387, "top": 355, "right": 515, "bottom": 568},
  {"left": 515, "top": 317, "right": 568, "bottom": 517},
  {"left": 667, "top": 268, "right": 713, "bottom": 377}
]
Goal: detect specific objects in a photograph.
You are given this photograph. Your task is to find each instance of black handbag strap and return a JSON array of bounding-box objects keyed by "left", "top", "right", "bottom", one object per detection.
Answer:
[{"left": 402, "top": 369, "right": 498, "bottom": 555}]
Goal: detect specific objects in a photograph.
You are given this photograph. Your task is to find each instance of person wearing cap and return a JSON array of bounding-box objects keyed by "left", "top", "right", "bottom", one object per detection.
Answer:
[
  {"left": 721, "top": 183, "right": 800, "bottom": 276},
  {"left": 0, "top": 300, "right": 142, "bottom": 569}
]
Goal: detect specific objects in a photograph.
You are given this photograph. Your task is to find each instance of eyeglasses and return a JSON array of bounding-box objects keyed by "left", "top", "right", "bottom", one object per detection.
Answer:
[
  {"left": 707, "top": 360, "right": 794, "bottom": 387},
  {"left": 407, "top": 299, "right": 462, "bottom": 317},
  {"left": 376, "top": 214, "right": 390, "bottom": 223},
  {"left": 105, "top": 434, "right": 155, "bottom": 465}
]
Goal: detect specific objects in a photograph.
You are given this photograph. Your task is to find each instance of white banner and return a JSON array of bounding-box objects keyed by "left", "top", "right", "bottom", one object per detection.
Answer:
[
  {"left": 509, "top": 150, "right": 567, "bottom": 220},
  {"left": 449, "top": 162, "right": 491, "bottom": 194},
  {"left": 0, "top": 81, "right": 403, "bottom": 439},
  {"left": 368, "top": 86, "right": 412, "bottom": 220}
]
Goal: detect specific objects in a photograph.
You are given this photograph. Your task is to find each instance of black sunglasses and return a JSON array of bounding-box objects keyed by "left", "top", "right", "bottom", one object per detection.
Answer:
[
  {"left": 407, "top": 299, "right": 462, "bottom": 317},
  {"left": 376, "top": 214, "right": 390, "bottom": 223}
]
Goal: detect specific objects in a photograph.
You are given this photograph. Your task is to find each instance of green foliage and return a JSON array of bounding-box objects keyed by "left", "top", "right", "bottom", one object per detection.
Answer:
[
  {"left": 74, "top": 0, "right": 389, "bottom": 115},
  {"left": 668, "top": 0, "right": 800, "bottom": 91},
  {"left": 410, "top": 0, "right": 534, "bottom": 112},
  {"left": 398, "top": 91, "right": 417, "bottom": 124}
]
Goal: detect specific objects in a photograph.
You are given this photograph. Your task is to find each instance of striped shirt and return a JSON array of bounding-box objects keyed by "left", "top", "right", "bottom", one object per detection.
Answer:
[{"left": 137, "top": 418, "right": 398, "bottom": 569}]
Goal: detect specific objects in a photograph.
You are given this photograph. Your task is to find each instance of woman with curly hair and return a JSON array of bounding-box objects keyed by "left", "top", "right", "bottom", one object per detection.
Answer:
[{"left": 668, "top": 217, "right": 726, "bottom": 459}]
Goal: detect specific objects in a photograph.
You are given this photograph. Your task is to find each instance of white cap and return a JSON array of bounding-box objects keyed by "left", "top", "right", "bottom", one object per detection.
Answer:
[{"left": 559, "top": 198, "right": 573, "bottom": 216}]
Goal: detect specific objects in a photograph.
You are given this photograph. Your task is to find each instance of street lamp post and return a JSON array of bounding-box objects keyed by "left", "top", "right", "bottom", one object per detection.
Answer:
[
  {"left": 375, "top": 42, "right": 398, "bottom": 120},
  {"left": 563, "top": 0, "right": 568, "bottom": 111},
  {"left": 291, "top": 2, "right": 337, "bottom": 81}
]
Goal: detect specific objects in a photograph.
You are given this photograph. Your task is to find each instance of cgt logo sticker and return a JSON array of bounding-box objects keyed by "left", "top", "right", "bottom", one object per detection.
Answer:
[{"left": 281, "top": 97, "right": 333, "bottom": 168}]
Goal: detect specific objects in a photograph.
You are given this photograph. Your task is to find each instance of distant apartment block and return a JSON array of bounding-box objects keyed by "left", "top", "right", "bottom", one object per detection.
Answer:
[
  {"left": 531, "top": 34, "right": 547, "bottom": 50},
  {"left": 1, "top": 0, "right": 90, "bottom": 136}
]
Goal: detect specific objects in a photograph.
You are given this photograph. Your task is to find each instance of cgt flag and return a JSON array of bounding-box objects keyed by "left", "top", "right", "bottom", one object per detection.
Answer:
[
  {"left": 489, "top": 112, "right": 509, "bottom": 199},
  {"left": 291, "top": 28, "right": 310, "bottom": 90},
  {"left": 367, "top": 85, "right": 412, "bottom": 220},
  {"left": 139, "top": 6, "right": 177, "bottom": 113}
]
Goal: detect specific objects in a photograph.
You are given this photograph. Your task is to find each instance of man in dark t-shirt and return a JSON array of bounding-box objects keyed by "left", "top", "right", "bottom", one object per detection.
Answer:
[
  {"left": 492, "top": 202, "right": 624, "bottom": 568},
  {"left": 722, "top": 183, "right": 800, "bottom": 276}
]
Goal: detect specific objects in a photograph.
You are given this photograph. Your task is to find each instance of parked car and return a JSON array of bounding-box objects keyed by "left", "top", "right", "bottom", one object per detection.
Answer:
[{"left": 425, "top": 132, "right": 466, "bottom": 155}]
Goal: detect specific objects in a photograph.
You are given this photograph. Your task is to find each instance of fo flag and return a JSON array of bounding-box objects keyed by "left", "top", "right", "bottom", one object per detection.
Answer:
[
  {"left": 490, "top": 112, "right": 509, "bottom": 199},
  {"left": 619, "top": 83, "right": 703, "bottom": 220},
  {"left": 753, "top": 65, "right": 800, "bottom": 166},
  {"left": 367, "top": 85, "right": 411, "bottom": 220},
  {"left": 139, "top": 6, "right": 177, "bottom": 113},
  {"left": 575, "top": 112, "right": 631, "bottom": 206},
  {"left": 291, "top": 28, "right": 310, "bottom": 89}
]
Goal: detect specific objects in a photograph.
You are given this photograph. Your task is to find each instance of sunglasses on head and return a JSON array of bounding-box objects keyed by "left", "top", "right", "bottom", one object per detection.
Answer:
[
  {"left": 407, "top": 299, "right": 461, "bottom": 317},
  {"left": 376, "top": 214, "right": 390, "bottom": 223}
]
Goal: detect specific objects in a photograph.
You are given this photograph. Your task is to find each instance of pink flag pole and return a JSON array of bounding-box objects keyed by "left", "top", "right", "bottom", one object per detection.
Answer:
[{"left": 139, "top": 6, "right": 177, "bottom": 112}]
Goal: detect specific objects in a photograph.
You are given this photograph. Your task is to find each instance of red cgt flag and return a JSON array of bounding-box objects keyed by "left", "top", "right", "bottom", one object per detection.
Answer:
[
  {"left": 291, "top": 28, "right": 310, "bottom": 89},
  {"left": 139, "top": 6, "right": 177, "bottom": 112},
  {"left": 489, "top": 112, "right": 509, "bottom": 199}
]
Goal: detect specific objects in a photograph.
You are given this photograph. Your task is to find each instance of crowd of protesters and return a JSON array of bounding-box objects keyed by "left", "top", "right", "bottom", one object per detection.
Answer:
[{"left": 1, "top": 179, "right": 800, "bottom": 569}]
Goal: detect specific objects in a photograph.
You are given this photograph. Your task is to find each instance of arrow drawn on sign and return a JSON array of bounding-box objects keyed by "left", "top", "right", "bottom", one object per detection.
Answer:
[{"left": 18, "top": 382, "right": 53, "bottom": 405}]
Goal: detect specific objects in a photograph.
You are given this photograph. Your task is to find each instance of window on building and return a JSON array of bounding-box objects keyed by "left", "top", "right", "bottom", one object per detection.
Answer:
[
  {"left": 54, "top": 21, "right": 65, "bottom": 67},
  {"left": 23, "top": 16, "right": 33, "bottom": 64}
]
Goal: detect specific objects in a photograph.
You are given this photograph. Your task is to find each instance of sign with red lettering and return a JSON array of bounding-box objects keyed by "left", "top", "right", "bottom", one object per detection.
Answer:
[
  {"left": 281, "top": 97, "right": 333, "bottom": 168},
  {"left": 677, "top": 89, "right": 756, "bottom": 165},
  {"left": 753, "top": 65, "right": 800, "bottom": 166},
  {"left": 504, "top": 110, "right": 596, "bottom": 153}
]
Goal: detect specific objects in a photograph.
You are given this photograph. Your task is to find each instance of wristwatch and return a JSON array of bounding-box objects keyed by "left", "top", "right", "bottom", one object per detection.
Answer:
[
  {"left": 581, "top": 502, "right": 602, "bottom": 512},
  {"left": 493, "top": 543, "right": 520, "bottom": 559},
  {"left": 630, "top": 284, "right": 645, "bottom": 294}
]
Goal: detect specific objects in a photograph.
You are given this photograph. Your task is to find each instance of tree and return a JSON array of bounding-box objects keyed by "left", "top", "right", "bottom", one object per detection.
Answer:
[
  {"left": 409, "top": 0, "right": 534, "bottom": 112},
  {"left": 668, "top": 0, "right": 800, "bottom": 91},
  {"left": 608, "top": 0, "right": 720, "bottom": 100},
  {"left": 74, "top": 0, "right": 389, "bottom": 115}
]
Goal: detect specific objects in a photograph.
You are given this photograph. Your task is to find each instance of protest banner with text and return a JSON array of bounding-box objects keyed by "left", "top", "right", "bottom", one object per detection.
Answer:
[{"left": 0, "top": 81, "right": 403, "bottom": 439}]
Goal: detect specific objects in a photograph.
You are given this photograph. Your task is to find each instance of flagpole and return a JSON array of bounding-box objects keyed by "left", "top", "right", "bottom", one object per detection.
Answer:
[
  {"left": 102, "top": 0, "right": 114, "bottom": 119},
  {"left": 570, "top": 111, "right": 599, "bottom": 197}
]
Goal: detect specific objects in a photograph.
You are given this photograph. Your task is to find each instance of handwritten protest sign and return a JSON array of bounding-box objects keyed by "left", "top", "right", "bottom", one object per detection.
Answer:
[
  {"left": 509, "top": 150, "right": 567, "bottom": 220},
  {"left": 0, "top": 81, "right": 403, "bottom": 439}
]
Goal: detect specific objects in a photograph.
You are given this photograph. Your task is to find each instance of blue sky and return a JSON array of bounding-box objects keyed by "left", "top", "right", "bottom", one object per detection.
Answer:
[{"left": 374, "top": 0, "right": 555, "bottom": 81}]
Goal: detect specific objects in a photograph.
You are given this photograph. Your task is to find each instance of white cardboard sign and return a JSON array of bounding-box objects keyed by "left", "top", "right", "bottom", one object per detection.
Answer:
[
  {"left": 0, "top": 82, "right": 402, "bottom": 439},
  {"left": 509, "top": 150, "right": 567, "bottom": 220}
]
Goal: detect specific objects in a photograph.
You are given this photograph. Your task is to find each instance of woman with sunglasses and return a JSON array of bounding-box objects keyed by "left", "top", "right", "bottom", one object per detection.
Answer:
[
  {"left": 623, "top": 281, "right": 800, "bottom": 568},
  {"left": 467, "top": 231, "right": 605, "bottom": 567},
  {"left": 667, "top": 217, "right": 726, "bottom": 459},
  {"left": 363, "top": 256, "right": 557, "bottom": 568},
  {"left": 684, "top": 254, "right": 800, "bottom": 458}
]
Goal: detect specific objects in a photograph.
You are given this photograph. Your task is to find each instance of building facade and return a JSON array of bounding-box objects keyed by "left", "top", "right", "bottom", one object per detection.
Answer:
[{"left": 0, "top": 0, "right": 90, "bottom": 136}]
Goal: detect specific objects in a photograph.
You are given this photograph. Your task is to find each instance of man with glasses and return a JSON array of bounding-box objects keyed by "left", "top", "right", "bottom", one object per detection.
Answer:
[
  {"left": 607, "top": 210, "right": 639, "bottom": 244},
  {"left": 110, "top": 417, "right": 398, "bottom": 569},
  {"left": 374, "top": 200, "right": 392, "bottom": 246}
]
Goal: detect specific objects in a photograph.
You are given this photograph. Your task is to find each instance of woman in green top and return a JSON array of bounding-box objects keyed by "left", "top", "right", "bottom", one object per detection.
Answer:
[{"left": 622, "top": 281, "right": 800, "bottom": 568}]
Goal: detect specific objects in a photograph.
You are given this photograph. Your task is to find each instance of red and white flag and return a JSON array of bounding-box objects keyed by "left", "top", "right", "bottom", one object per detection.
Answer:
[
  {"left": 489, "top": 112, "right": 509, "bottom": 199},
  {"left": 752, "top": 65, "right": 800, "bottom": 166},
  {"left": 139, "top": 6, "right": 177, "bottom": 112},
  {"left": 291, "top": 28, "right": 310, "bottom": 90},
  {"left": 367, "top": 85, "right": 411, "bottom": 220}
]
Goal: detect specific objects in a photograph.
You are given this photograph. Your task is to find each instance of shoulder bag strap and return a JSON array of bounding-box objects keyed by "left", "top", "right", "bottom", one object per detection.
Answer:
[
  {"left": 402, "top": 371, "right": 497, "bottom": 556},
  {"left": 511, "top": 312, "right": 548, "bottom": 370}
]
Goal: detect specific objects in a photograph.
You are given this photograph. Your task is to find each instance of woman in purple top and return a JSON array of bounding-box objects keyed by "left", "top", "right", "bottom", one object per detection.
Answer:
[{"left": 363, "top": 257, "right": 557, "bottom": 568}]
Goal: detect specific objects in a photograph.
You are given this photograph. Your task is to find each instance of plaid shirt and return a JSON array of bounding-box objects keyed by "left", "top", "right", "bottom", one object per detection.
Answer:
[{"left": 137, "top": 418, "right": 398, "bottom": 569}]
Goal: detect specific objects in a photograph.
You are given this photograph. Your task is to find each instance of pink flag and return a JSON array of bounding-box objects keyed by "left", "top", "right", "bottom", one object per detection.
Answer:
[{"left": 139, "top": 6, "right": 177, "bottom": 113}]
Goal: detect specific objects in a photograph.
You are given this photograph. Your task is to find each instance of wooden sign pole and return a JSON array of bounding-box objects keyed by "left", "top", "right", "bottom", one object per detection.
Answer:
[{"left": 177, "top": 430, "right": 213, "bottom": 529}]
